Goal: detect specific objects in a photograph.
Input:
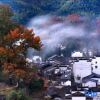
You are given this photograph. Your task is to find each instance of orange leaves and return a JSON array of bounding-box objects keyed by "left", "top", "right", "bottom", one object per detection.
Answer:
[
  {"left": 4, "top": 28, "right": 20, "bottom": 41},
  {"left": 10, "top": 28, "right": 20, "bottom": 39},
  {"left": 21, "top": 32, "right": 32, "bottom": 40},
  {"left": 0, "top": 47, "right": 15, "bottom": 57},
  {"left": 14, "top": 69, "right": 27, "bottom": 79},
  {"left": 34, "top": 36, "right": 41, "bottom": 44},
  {"left": 0, "top": 47, "right": 6, "bottom": 54},
  {"left": 0, "top": 47, "right": 7, "bottom": 55},
  {"left": 6, "top": 48, "right": 15, "bottom": 57},
  {"left": 1, "top": 26, "right": 42, "bottom": 81},
  {"left": 3, "top": 63, "right": 17, "bottom": 74},
  {"left": 0, "top": 47, "right": 15, "bottom": 58},
  {"left": 2, "top": 26, "right": 42, "bottom": 60},
  {"left": 20, "top": 29, "right": 41, "bottom": 49},
  {"left": 3, "top": 62, "right": 28, "bottom": 79},
  {"left": 21, "top": 29, "right": 34, "bottom": 40},
  {"left": 4, "top": 34, "right": 11, "bottom": 41},
  {"left": 15, "top": 45, "right": 24, "bottom": 53},
  {"left": 4, "top": 27, "right": 41, "bottom": 50}
]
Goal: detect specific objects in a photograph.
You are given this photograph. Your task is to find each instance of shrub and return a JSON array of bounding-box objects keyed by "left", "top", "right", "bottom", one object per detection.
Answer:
[
  {"left": 6, "top": 89, "right": 32, "bottom": 100},
  {"left": 28, "top": 78, "right": 44, "bottom": 94}
]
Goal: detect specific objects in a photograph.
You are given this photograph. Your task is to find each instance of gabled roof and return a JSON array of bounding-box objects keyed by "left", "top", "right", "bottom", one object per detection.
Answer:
[
  {"left": 71, "top": 91, "right": 85, "bottom": 96},
  {"left": 47, "top": 55, "right": 69, "bottom": 64},
  {"left": 71, "top": 57, "right": 93, "bottom": 64},
  {"left": 82, "top": 73, "right": 100, "bottom": 83},
  {"left": 65, "top": 94, "right": 72, "bottom": 99},
  {"left": 57, "top": 86, "right": 71, "bottom": 96},
  {"left": 71, "top": 52, "right": 83, "bottom": 57},
  {"left": 40, "top": 62, "right": 52, "bottom": 70},
  {"left": 47, "top": 86, "right": 71, "bottom": 98},
  {"left": 61, "top": 79, "right": 71, "bottom": 82},
  {"left": 65, "top": 91, "right": 85, "bottom": 98},
  {"left": 90, "top": 87, "right": 100, "bottom": 92}
]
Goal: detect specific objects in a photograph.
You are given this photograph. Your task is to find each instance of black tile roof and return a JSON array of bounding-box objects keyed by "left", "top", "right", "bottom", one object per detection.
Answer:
[
  {"left": 65, "top": 94, "right": 72, "bottom": 99},
  {"left": 48, "top": 55, "right": 69, "bottom": 65},
  {"left": 47, "top": 86, "right": 71, "bottom": 97},
  {"left": 82, "top": 73, "right": 100, "bottom": 83},
  {"left": 89, "top": 87, "right": 100, "bottom": 92},
  {"left": 71, "top": 91, "right": 85, "bottom": 96}
]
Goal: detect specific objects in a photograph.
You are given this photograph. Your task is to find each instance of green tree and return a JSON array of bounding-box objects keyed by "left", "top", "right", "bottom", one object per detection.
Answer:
[
  {"left": 28, "top": 78, "right": 44, "bottom": 94},
  {"left": 6, "top": 90, "right": 32, "bottom": 100},
  {"left": 0, "top": 4, "right": 18, "bottom": 36}
]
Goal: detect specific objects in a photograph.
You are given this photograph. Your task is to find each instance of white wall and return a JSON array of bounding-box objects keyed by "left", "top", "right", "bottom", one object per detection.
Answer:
[
  {"left": 61, "top": 80, "right": 71, "bottom": 86},
  {"left": 73, "top": 60, "right": 91, "bottom": 83},
  {"left": 82, "top": 81, "right": 96, "bottom": 87},
  {"left": 91, "top": 57, "right": 100, "bottom": 74},
  {"left": 72, "top": 97, "right": 86, "bottom": 100},
  {"left": 59, "top": 67, "right": 67, "bottom": 71},
  {"left": 97, "top": 79, "right": 100, "bottom": 85},
  {"left": 71, "top": 52, "right": 83, "bottom": 57}
]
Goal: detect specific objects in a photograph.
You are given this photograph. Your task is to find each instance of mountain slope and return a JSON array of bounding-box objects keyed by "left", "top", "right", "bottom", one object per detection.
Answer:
[{"left": 1, "top": 0, "right": 100, "bottom": 24}]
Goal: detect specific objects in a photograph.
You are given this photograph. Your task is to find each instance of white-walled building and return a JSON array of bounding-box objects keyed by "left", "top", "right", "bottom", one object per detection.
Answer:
[
  {"left": 71, "top": 51, "right": 83, "bottom": 58},
  {"left": 91, "top": 57, "right": 100, "bottom": 74},
  {"left": 61, "top": 80, "right": 71, "bottom": 86},
  {"left": 54, "top": 68, "right": 60, "bottom": 74},
  {"left": 33, "top": 56, "right": 42, "bottom": 63},
  {"left": 73, "top": 60, "right": 92, "bottom": 83},
  {"left": 72, "top": 97, "right": 86, "bottom": 100},
  {"left": 66, "top": 91, "right": 93, "bottom": 100},
  {"left": 26, "top": 47, "right": 42, "bottom": 63},
  {"left": 26, "top": 56, "right": 42, "bottom": 63},
  {"left": 82, "top": 80, "right": 97, "bottom": 88},
  {"left": 82, "top": 73, "right": 100, "bottom": 88}
]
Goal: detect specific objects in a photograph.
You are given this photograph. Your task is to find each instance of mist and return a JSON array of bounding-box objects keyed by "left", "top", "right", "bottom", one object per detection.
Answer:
[{"left": 27, "top": 15, "right": 100, "bottom": 58}]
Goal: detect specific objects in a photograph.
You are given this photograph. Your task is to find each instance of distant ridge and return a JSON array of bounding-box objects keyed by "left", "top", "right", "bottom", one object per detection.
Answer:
[{"left": 1, "top": 0, "right": 100, "bottom": 24}]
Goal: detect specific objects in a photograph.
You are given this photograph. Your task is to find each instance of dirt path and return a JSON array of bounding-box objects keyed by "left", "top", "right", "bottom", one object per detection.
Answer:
[{"left": 0, "top": 82, "right": 16, "bottom": 95}]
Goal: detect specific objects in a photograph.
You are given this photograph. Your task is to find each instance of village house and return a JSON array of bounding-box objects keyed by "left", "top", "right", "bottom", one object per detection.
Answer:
[
  {"left": 47, "top": 55, "right": 68, "bottom": 65},
  {"left": 65, "top": 91, "right": 93, "bottom": 100},
  {"left": 72, "top": 59, "right": 92, "bottom": 84},
  {"left": 61, "top": 79, "right": 71, "bottom": 86},
  {"left": 91, "top": 56, "right": 100, "bottom": 74},
  {"left": 71, "top": 51, "right": 83, "bottom": 58},
  {"left": 82, "top": 73, "right": 100, "bottom": 88}
]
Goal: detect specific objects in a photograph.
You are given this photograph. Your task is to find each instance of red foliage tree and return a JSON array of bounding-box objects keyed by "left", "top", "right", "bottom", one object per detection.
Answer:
[{"left": 0, "top": 26, "right": 42, "bottom": 86}]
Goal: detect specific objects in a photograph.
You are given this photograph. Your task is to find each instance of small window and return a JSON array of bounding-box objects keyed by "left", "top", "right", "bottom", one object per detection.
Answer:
[
  {"left": 95, "top": 66, "right": 98, "bottom": 69},
  {"left": 91, "top": 67, "right": 93, "bottom": 71},
  {"left": 95, "top": 61, "right": 97, "bottom": 64},
  {"left": 77, "top": 76, "right": 81, "bottom": 80}
]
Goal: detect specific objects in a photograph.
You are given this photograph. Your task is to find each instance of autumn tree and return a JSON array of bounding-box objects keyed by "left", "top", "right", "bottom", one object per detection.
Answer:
[{"left": 0, "top": 26, "right": 42, "bottom": 87}]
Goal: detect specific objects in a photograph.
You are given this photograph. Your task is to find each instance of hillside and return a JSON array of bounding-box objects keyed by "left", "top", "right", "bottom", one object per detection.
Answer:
[{"left": 1, "top": 0, "right": 100, "bottom": 24}]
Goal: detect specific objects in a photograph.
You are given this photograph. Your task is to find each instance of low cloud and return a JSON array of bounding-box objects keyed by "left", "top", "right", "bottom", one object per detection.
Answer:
[{"left": 27, "top": 15, "right": 100, "bottom": 57}]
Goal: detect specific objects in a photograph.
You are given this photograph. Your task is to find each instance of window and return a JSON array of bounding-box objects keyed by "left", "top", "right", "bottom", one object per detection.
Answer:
[
  {"left": 95, "top": 61, "right": 97, "bottom": 64},
  {"left": 77, "top": 76, "right": 81, "bottom": 80},
  {"left": 95, "top": 66, "right": 98, "bottom": 69}
]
